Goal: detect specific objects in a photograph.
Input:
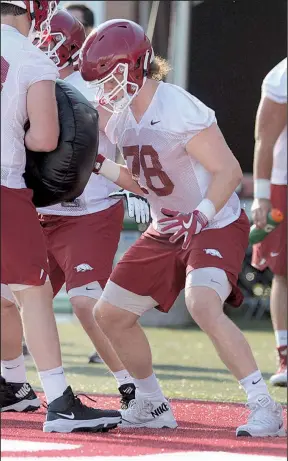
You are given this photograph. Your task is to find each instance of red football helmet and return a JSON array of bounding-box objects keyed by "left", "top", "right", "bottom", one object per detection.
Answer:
[
  {"left": 1, "top": 1, "right": 59, "bottom": 46},
  {"left": 40, "top": 9, "right": 85, "bottom": 70},
  {"left": 78, "top": 19, "right": 154, "bottom": 113}
]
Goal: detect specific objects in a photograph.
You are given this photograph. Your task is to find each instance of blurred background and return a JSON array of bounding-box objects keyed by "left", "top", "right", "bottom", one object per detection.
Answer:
[{"left": 55, "top": 0, "right": 287, "bottom": 327}]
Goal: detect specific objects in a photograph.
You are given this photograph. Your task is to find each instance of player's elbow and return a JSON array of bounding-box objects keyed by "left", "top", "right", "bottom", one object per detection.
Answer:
[{"left": 27, "top": 127, "right": 59, "bottom": 152}]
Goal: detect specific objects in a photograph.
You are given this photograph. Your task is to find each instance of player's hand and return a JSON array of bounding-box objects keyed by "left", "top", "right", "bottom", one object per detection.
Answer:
[
  {"left": 158, "top": 208, "right": 209, "bottom": 250},
  {"left": 251, "top": 198, "right": 271, "bottom": 229},
  {"left": 109, "top": 189, "right": 150, "bottom": 224}
]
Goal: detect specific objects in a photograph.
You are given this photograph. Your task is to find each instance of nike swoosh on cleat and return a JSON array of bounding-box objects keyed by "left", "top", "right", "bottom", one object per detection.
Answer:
[{"left": 56, "top": 412, "right": 75, "bottom": 419}]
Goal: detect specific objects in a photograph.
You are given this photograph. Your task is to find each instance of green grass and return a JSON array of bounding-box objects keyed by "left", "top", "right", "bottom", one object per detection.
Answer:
[{"left": 25, "top": 317, "right": 286, "bottom": 404}]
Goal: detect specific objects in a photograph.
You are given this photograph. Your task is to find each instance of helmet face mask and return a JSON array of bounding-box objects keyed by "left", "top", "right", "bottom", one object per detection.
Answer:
[
  {"left": 79, "top": 20, "right": 154, "bottom": 114},
  {"left": 34, "top": 8, "right": 85, "bottom": 70},
  {"left": 88, "top": 63, "right": 140, "bottom": 114},
  {"left": 28, "top": 1, "right": 59, "bottom": 48}
]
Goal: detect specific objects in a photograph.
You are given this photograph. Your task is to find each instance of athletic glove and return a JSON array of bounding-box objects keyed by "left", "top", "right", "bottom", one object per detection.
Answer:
[
  {"left": 158, "top": 199, "right": 216, "bottom": 250},
  {"left": 109, "top": 189, "right": 151, "bottom": 224}
]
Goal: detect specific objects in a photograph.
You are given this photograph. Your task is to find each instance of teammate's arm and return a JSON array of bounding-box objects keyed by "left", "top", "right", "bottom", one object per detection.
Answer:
[
  {"left": 25, "top": 80, "right": 59, "bottom": 152},
  {"left": 185, "top": 122, "right": 242, "bottom": 213},
  {"left": 252, "top": 97, "right": 287, "bottom": 228},
  {"left": 94, "top": 154, "right": 145, "bottom": 196}
]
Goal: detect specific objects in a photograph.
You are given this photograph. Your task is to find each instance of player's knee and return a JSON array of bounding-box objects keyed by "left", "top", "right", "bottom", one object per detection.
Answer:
[
  {"left": 185, "top": 267, "right": 231, "bottom": 326},
  {"left": 70, "top": 296, "right": 96, "bottom": 322},
  {"left": 94, "top": 298, "right": 137, "bottom": 337}
]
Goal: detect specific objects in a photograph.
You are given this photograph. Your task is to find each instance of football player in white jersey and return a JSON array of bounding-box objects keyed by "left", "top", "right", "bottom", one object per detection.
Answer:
[
  {"left": 0, "top": 1, "right": 121, "bottom": 431},
  {"left": 36, "top": 8, "right": 149, "bottom": 407},
  {"left": 251, "top": 58, "right": 287, "bottom": 387},
  {"left": 78, "top": 20, "right": 285, "bottom": 436}
]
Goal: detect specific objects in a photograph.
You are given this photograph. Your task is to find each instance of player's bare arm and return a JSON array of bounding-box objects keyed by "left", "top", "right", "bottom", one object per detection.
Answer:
[
  {"left": 252, "top": 97, "right": 287, "bottom": 228},
  {"left": 25, "top": 80, "right": 59, "bottom": 152},
  {"left": 186, "top": 122, "right": 243, "bottom": 212},
  {"left": 94, "top": 154, "right": 146, "bottom": 196}
]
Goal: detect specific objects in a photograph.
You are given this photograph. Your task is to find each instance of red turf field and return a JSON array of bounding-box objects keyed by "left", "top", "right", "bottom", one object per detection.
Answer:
[{"left": 1, "top": 394, "right": 286, "bottom": 460}]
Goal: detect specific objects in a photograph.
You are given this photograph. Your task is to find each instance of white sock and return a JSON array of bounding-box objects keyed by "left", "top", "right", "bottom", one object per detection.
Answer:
[
  {"left": 1, "top": 354, "right": 27, "bottom": 383},
  {"left": 112, "top": 369, "right": 134, "bottom": 388},
  {"left": 275, "top": 330, "right": 287, "bottom": 348},
  {"left": 239, "top": 370, "right": 270, "bottom": 402},
  {"left": 134, "top": 373, "right": 164, "bottom": 398},
  {"left": 39, "top": 366, "right": 68, "bottom": 404}
]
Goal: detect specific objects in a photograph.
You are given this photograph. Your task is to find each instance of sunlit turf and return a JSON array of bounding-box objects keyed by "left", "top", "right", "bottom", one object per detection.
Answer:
[{"left": 25, "top": 316, "right": 286, "bottom": 404}]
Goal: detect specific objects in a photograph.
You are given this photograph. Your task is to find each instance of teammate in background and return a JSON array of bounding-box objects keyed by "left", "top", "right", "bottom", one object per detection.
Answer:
[
  {"left": 79, "top": 20, "right": 285, "bottom": 436},
  {"left": 0, "top": 1, "right": 121, "bottom": 431},
  {"left": 251, "top": 58, "right": 287, "bottom": 387},
  {"left": 63, "top": 2, "right": 94, "bottom": 36},
  {"left": 36, "top": 9, "right": 148, "bottom": 405}
]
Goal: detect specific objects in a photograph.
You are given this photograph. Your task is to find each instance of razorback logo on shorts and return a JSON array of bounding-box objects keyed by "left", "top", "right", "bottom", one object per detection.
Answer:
[
  {"left": 74, "top": 264, "right": 93, "bottom": 273},
  {"left": 203, "top": 249, "right": 223, "bottom": 259}
]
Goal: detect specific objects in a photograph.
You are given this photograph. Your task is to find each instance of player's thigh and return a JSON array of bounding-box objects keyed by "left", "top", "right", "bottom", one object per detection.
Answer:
[
  {"left": 184, "top": 210, "right": 249, "bottom": 308},
  {"left": 103, "top": 229, "right": 185, "bottom": 315},
  {"left": 1, "top": 186, "right": 49, "bottom": 286}
]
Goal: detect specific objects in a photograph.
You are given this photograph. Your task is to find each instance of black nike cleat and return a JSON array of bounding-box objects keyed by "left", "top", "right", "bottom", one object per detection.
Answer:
[
  {"left": 0, "top": 377, "right": 40, "bottom": 412},
  {"left": 119, "top": 383, "right": 136, "bottom": 409},
  {"left": 88, "top": 351, "right": 103, "bottom": 364},
  {"left": 43, "top": 386, "right": 121, "bottom": 433}
]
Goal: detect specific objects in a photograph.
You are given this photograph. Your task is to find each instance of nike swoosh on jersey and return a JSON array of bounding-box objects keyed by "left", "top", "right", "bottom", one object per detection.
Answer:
[{"left": 57, "top": 412, "right": 75, "bottom": 419}]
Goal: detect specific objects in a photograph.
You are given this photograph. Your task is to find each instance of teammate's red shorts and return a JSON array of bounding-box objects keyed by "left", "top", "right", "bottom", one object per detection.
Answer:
[
  {"left": 252, "top": 184, "right": 287, "bottom": 276},
  {"left": 1, "top": 186, "right": 49, "bottom": 286},
  {"left": 39, "top": 201, "right": 124, "bottom": 296},
  {"left": 110, "top": 210, "right": 249, "bottom": 312}
]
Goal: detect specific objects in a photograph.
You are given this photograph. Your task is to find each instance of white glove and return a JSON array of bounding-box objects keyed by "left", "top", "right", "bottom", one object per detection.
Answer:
[{"left": 109, "top": 189, "right": 151, "bottom": 224}]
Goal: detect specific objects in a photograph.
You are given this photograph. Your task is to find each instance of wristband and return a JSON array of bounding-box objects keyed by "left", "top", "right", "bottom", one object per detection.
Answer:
[
  {"left": 254, "top": 179, "right": 270, "bottom": 199},
  {"left": 195, "top": 199, "right": 216, "bottom": 222},
  {"left": 93, "top": 155, "right": 120, "bottom": 183}
]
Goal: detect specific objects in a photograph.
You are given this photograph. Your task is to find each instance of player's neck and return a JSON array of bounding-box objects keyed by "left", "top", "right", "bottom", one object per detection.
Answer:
[
  {"left": 130, "top": 79, "right": 160, "bottom": 122},
  {"left": 59, "top": 65, "right": 75, "bottom": 80},
  {"left": 1, "top": 15, "right": 30, "bottom": 37}
]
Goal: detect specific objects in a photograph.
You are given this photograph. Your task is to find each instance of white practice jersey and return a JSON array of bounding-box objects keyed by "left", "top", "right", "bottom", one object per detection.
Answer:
[
  {"left": 37, "top": 71, "right": 119, "bottom": 216},
  {"left": 262, "top": 58, "right": 287, "bottom": 185},
  {"left": 106, "top": 82, "right": 241, "bottom": 233},
  {"left": 1, "top": 25, "right": 59, "bottom": 189}
]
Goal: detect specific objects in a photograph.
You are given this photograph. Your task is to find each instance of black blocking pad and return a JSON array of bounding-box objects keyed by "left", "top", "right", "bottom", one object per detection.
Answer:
[{"left": 24, "top": 79, "right": 99, "bottom": 207}]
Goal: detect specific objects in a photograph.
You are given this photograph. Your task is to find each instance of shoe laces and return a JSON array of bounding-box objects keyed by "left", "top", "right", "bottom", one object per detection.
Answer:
[
  {"left": 245, "top": 399, "right": 281, "bottom": 427},
  {"left": 123, "top": 398, "right": 153, "bottom": 418}
]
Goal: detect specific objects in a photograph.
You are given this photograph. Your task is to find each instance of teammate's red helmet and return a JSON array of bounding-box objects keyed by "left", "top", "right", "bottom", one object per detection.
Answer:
[
  {"left": 1, "top": 1, "right": 59, "bottom": 45},
  {"left": 43, "top": 9, "right": 85, "bottom": 70},
  {"left": 78, "top": 19, "right": 154, "bottom": 113}
]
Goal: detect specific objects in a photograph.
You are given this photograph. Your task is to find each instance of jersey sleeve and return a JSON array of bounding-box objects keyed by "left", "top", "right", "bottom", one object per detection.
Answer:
[
  {"left": 167, "top": 85, "right": 216, "bottom": 145},
  {"left": 262, "top": 58, "right": 287, "bottom": 104},
  {"left": 22, "top": 50, "right": 59, "bottom": 88}
]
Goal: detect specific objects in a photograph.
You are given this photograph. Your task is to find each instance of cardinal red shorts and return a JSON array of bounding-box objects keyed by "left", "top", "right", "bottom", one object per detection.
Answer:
[
  {"left": 1, "top": 186, "right": 49, "bottom": 286},
  {"left": 39, "top": 201, "right": 124, "bottom": 297},
  {"left": 109, "top": 210, "right": 249, "bottom": 312}
]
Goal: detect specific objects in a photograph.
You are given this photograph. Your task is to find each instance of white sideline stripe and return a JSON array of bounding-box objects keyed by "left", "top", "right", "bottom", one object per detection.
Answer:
[
  {"left": 1, "top": 439, "right": 80, "bottom": 452},
  {"left": 1, "top": 451, "right": 286, "bottom": 461}
]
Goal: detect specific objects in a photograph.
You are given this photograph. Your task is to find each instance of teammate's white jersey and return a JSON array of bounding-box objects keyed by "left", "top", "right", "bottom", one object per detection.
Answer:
[
  {"left": 262, "top": 58, "right": 287, "bottom": 185},
  {"left": 106, "top": 82, "right": 241, "bottom": 232},
  {"left": 1, "top": 25, "right": 59, "bottom": 189},
  {"left": 37, "top": 71, "right": 119, "bottom": 216}
]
